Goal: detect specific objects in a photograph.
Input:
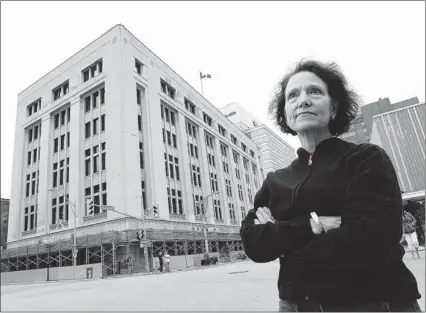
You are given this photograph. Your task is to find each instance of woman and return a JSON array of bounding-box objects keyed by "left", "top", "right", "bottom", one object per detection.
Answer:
[
  {"left": 402, "top": 210, "right": 421, "bottom": 260},
  {"left": 240, "top": 60, "right": 421, "bottom": 312}
]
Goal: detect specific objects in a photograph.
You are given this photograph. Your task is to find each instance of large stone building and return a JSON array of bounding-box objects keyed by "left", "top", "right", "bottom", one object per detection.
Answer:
[
  {"left": 2, "top": 25, "right": 263, "bottom": 275},
  {"left": 220, "top": 103, "right": 296, "bottom": 175},
  {"left": 370, "top": 102, "right": 425, "bottom": 193},
  {"left": 341, "top": 97, "right": 420, "bottom": 144}
]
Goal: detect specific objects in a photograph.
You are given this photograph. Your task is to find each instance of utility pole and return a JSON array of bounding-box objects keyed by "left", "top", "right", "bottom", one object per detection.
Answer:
[
  {"left": 195, "top": 191, "right": 220, "bottom": 253},
  {"left": 47, "top": 189, "right": 78, "bottom": 278}
]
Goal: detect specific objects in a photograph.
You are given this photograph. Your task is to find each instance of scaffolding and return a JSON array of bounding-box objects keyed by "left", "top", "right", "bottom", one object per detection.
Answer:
[{"left": 1, "top": 229, "right": 243, "bottom": 276}]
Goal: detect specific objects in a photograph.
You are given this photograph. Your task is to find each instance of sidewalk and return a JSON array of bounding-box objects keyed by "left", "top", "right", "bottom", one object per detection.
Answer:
[{"left": 2, "top": 259, "right": 249, "bottom": 286}]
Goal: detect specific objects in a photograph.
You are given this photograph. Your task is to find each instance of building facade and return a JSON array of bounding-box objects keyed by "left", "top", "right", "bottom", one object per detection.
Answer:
[
  {"left": 2, "top": 25, "right": 263, "bottom": 274},
  {"left": 220, "top": 103, "right": 296, "bottom": 175},
  {"left": 370, "top": 102, "right": 425, "bottom": 193},
  {"left": 341, "top": 97, "right": 420, "bottom": 144},
  {"left": 1, "top": 199, "right": 10, "bottom": 249}
]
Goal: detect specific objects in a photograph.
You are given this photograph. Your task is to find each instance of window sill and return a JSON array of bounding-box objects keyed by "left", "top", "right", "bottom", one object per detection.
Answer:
[
  {"left": 21, "top": 229, "right": 37, "bottom": 237},
  {"left": 215, "top": 219, "right": 224, "bottom": 224},
  {"left": 49, "top": 222, "right": 68, "bottom": 231},
  {"left": 170, "top": 213, "right": 186, "bottom": 220},
  {"left": 83, "top": 212, "right": 107, "bottom": 225}
]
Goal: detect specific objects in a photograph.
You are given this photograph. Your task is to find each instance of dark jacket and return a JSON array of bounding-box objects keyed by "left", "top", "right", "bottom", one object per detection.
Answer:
[{"left": 240, "top": 137, "right": 420, "bottom": 304}]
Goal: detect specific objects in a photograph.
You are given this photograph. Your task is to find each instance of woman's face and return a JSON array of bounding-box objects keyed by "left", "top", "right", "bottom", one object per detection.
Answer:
[{"left": 284, "top": 71, "right": 336, "bottom": 135}]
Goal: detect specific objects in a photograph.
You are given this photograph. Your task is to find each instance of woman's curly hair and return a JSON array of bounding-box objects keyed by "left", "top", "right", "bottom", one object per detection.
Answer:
[{"left": 268, "top": 59, "right": 360, "bottom": 136}]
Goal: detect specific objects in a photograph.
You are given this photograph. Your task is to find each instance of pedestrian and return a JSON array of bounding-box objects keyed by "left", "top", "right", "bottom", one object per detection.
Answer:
[
  {"left": 240, "top": 59, "right": 421, "bottom": 312},
  {"left": 402, "top": 210, "right": 421, "bottom": 260},
  {"left": 163, "top": 252, "right": 171, "bottom": 272},
  {"left": 158, "top": 251, "right": 164, "bottom": 272}
]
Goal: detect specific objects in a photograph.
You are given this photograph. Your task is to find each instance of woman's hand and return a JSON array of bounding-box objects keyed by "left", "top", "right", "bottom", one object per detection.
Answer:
[
  {"left": 254, "top": 207, "right": 276, "bottom": 224},
  {"left": 310, "top": 216, "right": 342, "bottom": 235}
]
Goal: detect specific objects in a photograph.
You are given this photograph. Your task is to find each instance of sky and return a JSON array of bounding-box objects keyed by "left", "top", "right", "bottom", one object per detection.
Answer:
[{"left": 1, "top": 1, "right": 425, "bottom": 199}]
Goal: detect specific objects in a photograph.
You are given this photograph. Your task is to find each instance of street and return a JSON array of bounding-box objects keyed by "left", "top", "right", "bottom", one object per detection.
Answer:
[{"left": 1, "top": 251, "right": 424, "bottom": 311}]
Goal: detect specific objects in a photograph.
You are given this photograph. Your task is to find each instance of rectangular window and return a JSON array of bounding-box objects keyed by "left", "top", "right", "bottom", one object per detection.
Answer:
[
  {"left": 28, "top": 128, "right": 33, "bottom": 143},
  {"left": 203, "top": 113, "right": 212, "bottom": 126},
  {"left": 160, "top": 79, "right": 176, "bottom": 99},
  {"left": 100, "top": 88, "right": 105, "bottom": 105},
  {"left": 33, "top": 148, "right": 37, "bottom": 163},
  {"left": 135, "top": 59, "right": 143, "bottom": 75},
  {"left": 93, "top": 118, "right": 98, "bottom": 135},
  {"left": 102, "top": 151, "right": 106, "bottom": 171},
  {"left": 61, "top": 110, "right": 66, "bottom": 126},
  {"left": 231, "top": 135, "right": 237, "bottom": 145},
  {"left": 170, "top": 111, "right": 175, "bottom": 126},
  {"left": 54, "top": 114, "right": 59, "bottom": 129},
  {"left": 137, "top": 88, "right": 141, "bottom": 105},
  {"left": 85, "top": 96, "right": 91, "bottom": 113},
  {"left": 34, "top": 125, "right": 39, "bottom": 140},
  {"left": 184, "top": 98, "right": 196, "bottom": 114},
  {"left": 218, "top": 124, "right": 226, "bottom": 136},
  {"left": 27, "top": 151, "right": 32, "bottom": 165},
  {"left": 101, "top": 114, "right": 105, "bottom": 132},
  {"left": 93, "top": 155, "right": 99, "bottom": 173},
  {"left": 54, "top": 138, "right": 58, "bottom": 153},
  {"left": 138, "top": 115, "right": 142, "bottom": 131},
  {"left": 93, "top": 91, "right": 99, "bottom": 109},
  {"left": 60, "top": 134, "right": 65, "bottom": 150},
  {"left": 172, "top": 134, "right": 177, "bottom": 148},
  {"left": 167, "top": 131, "right": 171, "bottom": 146},
  {"left": 85, "top": 159, "right": 91, "bottom": 176},
  {"left": 67, "top": 131, "right": 70, "bottom": 147},
  {"left": 83, "top": 59, "right": 102, "bottom": 82},
  {"left": 53, "top": 81, "right": 69, "bottom": 101},
  {"left": 85, "top": 122, "right": 91, "bottom": 139}
]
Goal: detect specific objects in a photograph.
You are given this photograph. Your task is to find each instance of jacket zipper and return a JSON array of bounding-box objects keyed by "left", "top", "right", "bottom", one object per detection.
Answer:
[
  {"left": 291, "top": 154, "right": 313, "bottom": 303},
  {"left": 291, "top": 155, "right": 313, "bottom": 209}
]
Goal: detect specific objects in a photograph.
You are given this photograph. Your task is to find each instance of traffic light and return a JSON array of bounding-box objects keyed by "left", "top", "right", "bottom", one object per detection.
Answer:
[
  {"left": 86, "top": 198, "right": 94, "bottom": 216},
  {"left": 136, "top": 229, "right": 145, "bottom": 241},
  {"left": 153, "top": 206, "right": 159, "bottom": 218}
]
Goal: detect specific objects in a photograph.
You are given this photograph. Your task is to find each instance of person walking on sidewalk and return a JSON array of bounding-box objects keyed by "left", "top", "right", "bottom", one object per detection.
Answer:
[
  {"left": 164, "top": 252, "right": 171, "bottom": 272},
  {"left": 158, "top": 251, "right": 164, "bottom": 272},
  {"left": 402, "top": 210, "right": 421, "bottom": 260}
]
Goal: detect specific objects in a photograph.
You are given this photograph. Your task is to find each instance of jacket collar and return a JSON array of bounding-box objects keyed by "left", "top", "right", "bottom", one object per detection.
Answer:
[{"left": 296, "top": 137, "right": 343, "bottom": 161}]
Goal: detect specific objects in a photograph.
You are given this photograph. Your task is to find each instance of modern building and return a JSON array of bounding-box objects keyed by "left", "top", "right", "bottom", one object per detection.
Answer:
[
  {"left": 1, "top": 25, "right": 263, "bottom": 275},
  {"left": 341, "top": 97, "right": 420, "bottom": 144},
  {"left": 220, "top": 102, "right": 296, "bottom": 175},
  {"left": 1, "top": 199, "right": 10, "bottom": 250},
  {"left": 370, "top": 102, "right": 425, "bottom": 193}
]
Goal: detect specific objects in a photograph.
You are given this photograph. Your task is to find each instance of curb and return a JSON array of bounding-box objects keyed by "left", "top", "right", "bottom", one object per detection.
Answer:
[{"left": 102, "top": 259, "right": 250, "bottom": 280}]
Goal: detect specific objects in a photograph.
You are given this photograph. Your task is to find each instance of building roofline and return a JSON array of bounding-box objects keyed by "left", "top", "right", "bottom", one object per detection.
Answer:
[
  {"left": 372, "top": 102, "right": 425, "bottom": 119},
  {"left": 118, "top": 25, "right": 259, "bottom": 147},
  {"left": 18, "top": 24, "right": 123, "bottom": 96}
]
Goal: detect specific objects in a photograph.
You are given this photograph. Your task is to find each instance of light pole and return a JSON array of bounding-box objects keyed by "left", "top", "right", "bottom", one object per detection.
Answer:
[
  {"left": 199, "top": 71, "right": 211, "bottom": 96},
  {"left": 104, "top": 206, "right": 151, "bottom": 273},
  {"left": 195, "top": 191, "right": 220, "bottom": 254},
  {"left": 47, "top": 189, "right": 77, "bottom": 271}
]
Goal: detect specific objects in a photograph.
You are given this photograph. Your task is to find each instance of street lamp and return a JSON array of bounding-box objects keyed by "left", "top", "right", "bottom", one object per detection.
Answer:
[
  {"left": 195, "top": 191, "right": 220, "bottom": 254},
  {"left": 199, "top": 71, "right": 211, "bottom": 96},
  {"left": 47, "top": 189, "right": 78, "bottom": 272}
]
